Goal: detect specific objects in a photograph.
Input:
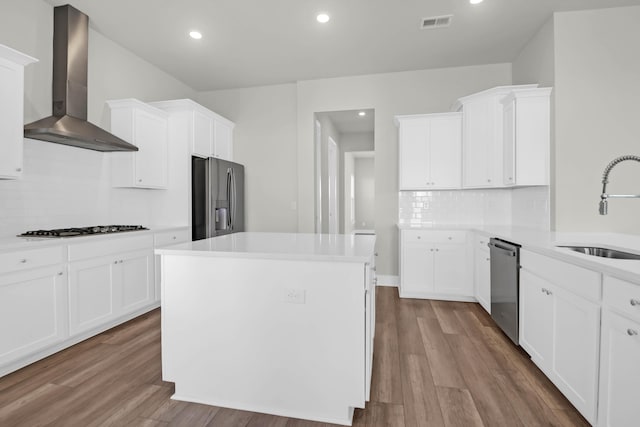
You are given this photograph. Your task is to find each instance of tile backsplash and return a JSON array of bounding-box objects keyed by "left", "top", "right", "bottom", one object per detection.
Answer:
[
  {"left": 0, "top": 139, "right": 167, "bottom": 238},
  {"left": 399, "top": 186, "right": 550, "bottom": 230}
]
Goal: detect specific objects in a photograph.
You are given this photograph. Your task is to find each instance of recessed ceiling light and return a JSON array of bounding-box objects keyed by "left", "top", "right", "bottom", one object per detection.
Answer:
[
  {"left": 358, "top": 111, "right": 366, "bottom": 117},
  {"left": 470, "top": 0, "right": 483, "bottom": 4},
  {"left": 189, "top": 31, "right": 202, "bottom": 40},
  {"left": 317, "top": 13, "right": 330, "bottom": 23}
]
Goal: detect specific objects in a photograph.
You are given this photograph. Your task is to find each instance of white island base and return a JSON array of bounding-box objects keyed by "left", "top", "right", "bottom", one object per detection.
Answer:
[{"left": 157, "top": 233, "right": 376, "bottom": 425}]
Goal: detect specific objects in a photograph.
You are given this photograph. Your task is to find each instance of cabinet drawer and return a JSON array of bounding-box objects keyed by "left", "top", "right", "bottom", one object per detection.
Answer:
[
  {"left": 68, "top": 234, "right": 153, "bottom": 262},
  {"left": 0, "top": 246, "right": 66, "bottom": 275},
  {"left": 604, "top": 276, "right": 640, "bottom": 323},
  {"left": 474, "top": 234, "right": 490, "bottom": 252},
  {"left": 402, "top": 230, "right": 467, "bottom": 244},
  {"left": 154, "top": 228, "right": 191, "bottom": 248},
  {"left": 520, "top": 249, "right": 601, "bottom": 302}
]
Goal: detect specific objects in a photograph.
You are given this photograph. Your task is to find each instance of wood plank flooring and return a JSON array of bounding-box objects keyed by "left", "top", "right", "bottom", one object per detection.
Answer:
[{"left": 0, "top": 287, "right": 590, "bottom": 426}]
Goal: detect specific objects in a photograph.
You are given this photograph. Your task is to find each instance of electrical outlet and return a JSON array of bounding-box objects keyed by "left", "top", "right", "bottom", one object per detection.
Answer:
[{"left": 284, "top": 288, "right": 305, "bottom": 304}]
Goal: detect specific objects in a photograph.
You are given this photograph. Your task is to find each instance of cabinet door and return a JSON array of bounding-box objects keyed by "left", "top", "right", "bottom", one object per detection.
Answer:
[
  {"left": 434, "top": 245, "right": 469, "bottom": 296},
  {"left": 429, "top": 115, "right": 461, "bottom": 189},
  {"left": 599, "top": 310, "right": 640, "bottom": 427},
  {"left": 398, "top": 118, "right": 430, "bottom": 190},
  {"left": 0, "top": 58, "right": 23, "bottom": 179},
  {"left": 462, "top": 99, "right": 494, "bottom": 187},
  {"left": 69, "top": 257, "right": 117, "bottom": 335},
  {"left": 551, "top": 285, "right": 600, "bottom": 423},
  {"left": 475, "top": 250, "right": 491, "bottom": 313},
  {"left": 502, "top": 100, "right": 516, "bottom": 186},
  {"left": 401, "top": 241, "right": 433, "bottom": 294},
  {"left": 193, "top": 110, "right": 213, "bottom": 158},
  {"left": 0, "top": 266, "right": 67, "bottom": 366},
  {"left": 213, "top": 120, "right": 233, "bottom": 161},
  {"left": 134, "top": 109, "right": 168, "bottom": 188},
  {"left": 117, "top": 250, "right": 154, "bottom": 313},
  {"left": 519, "top": 270, "right": 553, "bottom": 366}
]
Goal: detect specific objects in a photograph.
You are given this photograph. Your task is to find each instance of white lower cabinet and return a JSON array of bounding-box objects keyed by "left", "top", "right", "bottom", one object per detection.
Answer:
[
  {"left": 153, "top": 228, "right": 191, "bottom": 302},
  {"left": 598, "top": 276, "right": 640, "bottom": 427},
  {"left": 0, "top": 265, "right": 67, "bottom": 368},
  {"left": 69, "top": 249, "right": 153, "bottom": 335},
  {"left": 520, "top": 253, "right": 601, "bottom": 424},
  {"left": 399, "top": 230, "right": 471, "bottom": 300},
  {"left": 473, "top": 234, "right": 491, "bottom": 313},
  {"left": 598, "top": 310, "right": 640, "bottom": 427}
]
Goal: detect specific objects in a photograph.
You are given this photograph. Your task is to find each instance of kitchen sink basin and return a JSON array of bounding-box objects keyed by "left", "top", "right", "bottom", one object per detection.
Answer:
[{"left": 557, "top": 246, "right": 640, "bottom": 260}]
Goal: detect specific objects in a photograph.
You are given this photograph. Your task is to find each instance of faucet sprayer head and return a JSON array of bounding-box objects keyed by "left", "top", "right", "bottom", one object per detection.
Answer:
[{"left": 599, "top": 198, "right": 608, "bottom": 215}]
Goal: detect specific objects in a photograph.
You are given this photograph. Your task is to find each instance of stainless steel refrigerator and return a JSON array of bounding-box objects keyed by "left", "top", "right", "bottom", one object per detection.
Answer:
[{"left": 192, "top": 156, "right": 245, "bottom": 241}]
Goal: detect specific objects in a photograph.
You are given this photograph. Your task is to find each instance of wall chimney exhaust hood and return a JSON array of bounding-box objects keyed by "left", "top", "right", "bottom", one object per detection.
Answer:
[{"left": 24, "top": 4, "right": 138, "bottom": 152}]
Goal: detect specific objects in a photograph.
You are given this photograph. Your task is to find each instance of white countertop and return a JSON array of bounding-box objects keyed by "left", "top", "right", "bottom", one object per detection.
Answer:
[
  {"left": 155, "top": 232, "right": 377, "bottom": 263},
  {"left": 0, "top": 225, "right": 189, "bottom": 252},
  {"left": 398, "top": 223, "right": 640, "bottom": 283}
]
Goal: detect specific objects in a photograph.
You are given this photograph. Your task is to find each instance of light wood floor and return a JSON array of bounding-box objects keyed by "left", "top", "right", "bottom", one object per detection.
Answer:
[{"left": 0, "top": 287, "right": 589, "bottom": 426}]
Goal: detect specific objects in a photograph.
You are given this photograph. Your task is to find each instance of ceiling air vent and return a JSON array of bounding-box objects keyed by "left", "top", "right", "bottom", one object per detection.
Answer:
[{"left": 421, "top": 14, "right": 453, "bottom": 30}]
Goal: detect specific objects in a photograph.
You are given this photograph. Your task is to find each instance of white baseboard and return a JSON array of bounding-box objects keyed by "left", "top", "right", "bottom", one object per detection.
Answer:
[{"left": 376, "top": 275, "right": 398, "bottom": 287}]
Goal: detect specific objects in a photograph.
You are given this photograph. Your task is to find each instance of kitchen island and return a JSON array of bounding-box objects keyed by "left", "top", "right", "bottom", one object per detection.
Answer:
[{"left": 155, "top": 232, "right": 376, "bottom": 426}]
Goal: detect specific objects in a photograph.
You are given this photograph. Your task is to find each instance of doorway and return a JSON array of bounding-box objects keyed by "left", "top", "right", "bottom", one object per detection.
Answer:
[{"left": 313, "top": 109, "right": 375, "bottom": 235}]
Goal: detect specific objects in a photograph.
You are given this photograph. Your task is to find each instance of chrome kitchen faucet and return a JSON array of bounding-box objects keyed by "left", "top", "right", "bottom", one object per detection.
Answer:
[{"left": 599, "top": 155, "right": 640, "bottom": 215}]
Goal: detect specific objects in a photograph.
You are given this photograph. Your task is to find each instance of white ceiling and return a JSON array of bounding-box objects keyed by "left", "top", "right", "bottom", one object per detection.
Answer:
[
  {"left": 45, "top": 0, "right": 640, "bottom": 92},
  {"left": 317, "top": 109, "right": 375, "bottom": 134}
]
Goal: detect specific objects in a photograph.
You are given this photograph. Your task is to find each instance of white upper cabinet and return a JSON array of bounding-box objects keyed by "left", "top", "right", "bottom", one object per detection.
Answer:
[
  {"left": 396, "top": 113, "right": 461, "bottom": 190},
  {"left": 107, "top": 99, "right": 169, "bottom": 189},
  {"left": 213, "top": 119, "right": 234, "bottom": 160},
  {"left": 0, "top": 44, "right": 37, "bottom": 180},
  {"left": 501, "top": 88, "right": 551, "bottom": 186},
  {"left": 150, "top": 99, "right": 234, "bottom": 161},
  {"left": 454, "top": 84, "right": 537, "bottom": 188}
]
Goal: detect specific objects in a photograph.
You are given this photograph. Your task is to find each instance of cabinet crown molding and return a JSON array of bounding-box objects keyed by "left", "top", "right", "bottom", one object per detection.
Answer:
[
  {"left": 149, "top": 99, "right": 235, "bottom": 128},
  {"left": 106, "top": 98, "right": 169, "bottom": 118},
  {"left": 500, "top": 87, "right": 553, "bottom": 104},
  {"left": 452, "top": 84, "right": 538, "bottom": 111},
  {"left": 0, "top": 43, "right": 38, "bottom": 66},
  {"left": 394, "top": 111, "right": 461, "bottom": 127}
]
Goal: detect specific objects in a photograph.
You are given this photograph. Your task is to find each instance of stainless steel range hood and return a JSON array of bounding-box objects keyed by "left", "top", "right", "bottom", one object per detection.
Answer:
[{"left": 23, "top": 5, "right": 137, "bottom": 152}]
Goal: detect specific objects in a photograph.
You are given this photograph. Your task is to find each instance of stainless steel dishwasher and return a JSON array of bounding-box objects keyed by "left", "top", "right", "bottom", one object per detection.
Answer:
[{"left": 489, "top": 238, "right": 521, "bottom": 345}]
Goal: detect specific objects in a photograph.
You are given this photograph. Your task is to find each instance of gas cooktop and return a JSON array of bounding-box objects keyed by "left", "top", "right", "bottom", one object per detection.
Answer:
[{"left": 19, "top": 225, "right": 148, "bottom": 238}]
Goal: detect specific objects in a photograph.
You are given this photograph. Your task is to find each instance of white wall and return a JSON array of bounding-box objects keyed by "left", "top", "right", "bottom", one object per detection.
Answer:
[
  {"left": 0, "top": 0, "right": 196, "bottom": 237},
  {"left": 196, "top": 84, "right": 298, "bottom": 233},
  {"left": 296, "top": 64, "right": 513, "bottom": 275},
  {"left": 553, "top": 6, "right": 640, "bottom": 233},
  {"left": 354, "top": 157, "right": 375, "bottom": 229},
  {"left": 315, "top": 114, "right": 342, "bottom": 234},
  {"left": 338, "top": 132, "right": 374, "bottom": 233}
]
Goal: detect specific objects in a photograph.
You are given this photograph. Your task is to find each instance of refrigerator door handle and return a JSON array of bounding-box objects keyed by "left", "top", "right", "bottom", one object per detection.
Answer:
[
  {"left": 205, "top": 160, "right": 212, "bottom": 238},
  {"left": 226, "top": 168, "right": 233, "bottom": 230},
  {"left": 230, "top": 168, "right": 237, "bottom": 231}
]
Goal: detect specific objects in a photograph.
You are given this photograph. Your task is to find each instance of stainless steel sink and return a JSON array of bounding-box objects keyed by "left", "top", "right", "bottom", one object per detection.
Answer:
[{"left": 557, "top": 246, "right": 640, "bottom": 260}]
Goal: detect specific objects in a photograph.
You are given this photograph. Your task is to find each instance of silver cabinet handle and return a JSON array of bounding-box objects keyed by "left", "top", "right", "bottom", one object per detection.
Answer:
[
  {"left": 631, "top": 299, "right": 640, "bottom": 307},
  {"left": 172, "top": 236, "right": 177, "bottom": 240},
  {"left": 435, "top": 248, "right": 439, "bottom": 252},
  {"left": 16, "top": 167, "right": 22, "bottom": 172},
  {"left": 448, "top": 236, "right": 453, "bottom": 240},
  {"left": 20, "top": 259, "right": 27, "bottom": 263},
  {"left": 58, "top": 272, "right": 64, "bottom": 276},
  {"left": 628, "top": 329, "right": 638, "bottom": 336},
  {"left": 429, "top": 248, "right": 433, "bottom": 252},
  {"left": 114, "top": 260, "right": 119, "bottom": 264},
  {"left": 417, "top": 236, "right": 421, "bottom": 239},
  {"left": 486, "top": 257, "right": 490, "bottom": 261}
]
